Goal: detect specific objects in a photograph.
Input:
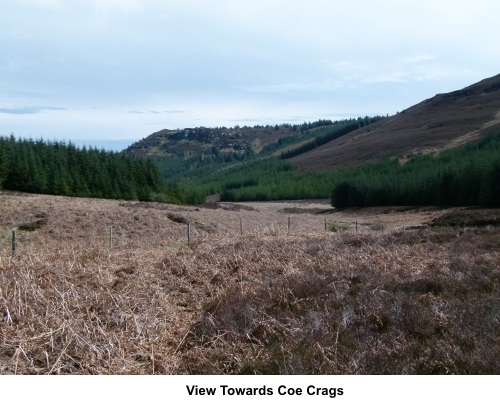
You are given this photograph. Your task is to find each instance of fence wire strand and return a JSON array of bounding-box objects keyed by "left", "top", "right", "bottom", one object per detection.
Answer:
[{"left": 0, "top": 217, "right": 416, "bottom": 257}]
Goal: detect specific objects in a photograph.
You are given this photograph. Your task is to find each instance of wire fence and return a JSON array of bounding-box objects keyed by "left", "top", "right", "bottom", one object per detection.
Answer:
[
  {"left": 0, "top": 216, "right": 416, "bottom": 258},
  {"left": 0, "top": 225, "right": 187, "bottom": 257}
]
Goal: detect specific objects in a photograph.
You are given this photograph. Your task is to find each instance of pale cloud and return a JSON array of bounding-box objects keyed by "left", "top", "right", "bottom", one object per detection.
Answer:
[
  {"left": 234, "top": 81, "right": 344, "bottom": 94},
  {"left": 87, "top": 0, "right": 142, "bottom": 13},
  {"left": 83, "top": 0, "right": 144, "bottom": 30},
  {"left": 44, "top": 54, "right": 68, "bottom": 64},
  {"left": 30, "top": 0, "right": 64, "bottom": 9},
  {"left": 3, "top": 59, "right": 37, "bottom": 72},
  {"left": 359, "top": 74, "right": 408, "bottom": 84},
  {"left": 412, "top": 67, "right": 474, "bottom": 82},
  {"left": 8, "top": 29, "right": 36, "bottom": 41},
  {"left": 228, "top": 118, "right": 262, "bottom": 123},
  {"left": 403, "top": 54, "right": 435, "bottom": 64},
  {"left": 234, "top": 83, "right": 311, "bottom": 94},
  {"left": 328, "top": 60, "right": 367, "bottom": 71}
]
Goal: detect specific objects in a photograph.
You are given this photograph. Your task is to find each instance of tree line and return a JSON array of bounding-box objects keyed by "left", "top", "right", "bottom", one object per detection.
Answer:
[
  {"left": 280, "top": 116, "right": 385, "bottom": 159},
  {"left": 3, "top": 128, "right": 497, "bottom": 209},
  {"left": 215, "top": 131, "right": 500, "bottom": 207},
  {"left": 0, "top": 135, "right": 203, "bottom": 203},
  {"left": 331, "top": 131, "right": 500, "bottom": 208}
]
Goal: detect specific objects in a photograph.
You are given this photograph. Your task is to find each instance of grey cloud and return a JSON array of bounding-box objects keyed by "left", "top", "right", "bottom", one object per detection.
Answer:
[{"left": 0, "top": 106, "right": 65, "bottom": 114}]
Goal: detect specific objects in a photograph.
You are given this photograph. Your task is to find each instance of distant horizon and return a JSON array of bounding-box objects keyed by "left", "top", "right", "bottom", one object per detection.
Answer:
[{"left": 2, "top": 113, "right": 388, "bottom": 152}]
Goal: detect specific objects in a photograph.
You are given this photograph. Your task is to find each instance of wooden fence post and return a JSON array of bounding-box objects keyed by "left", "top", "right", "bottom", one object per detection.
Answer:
[
  {"left": 356, "top": 220, "right": 358, "bottom": 233},
  {"left": 325, "top": 218, "right": 327, "bottom": 232},
  {"left": 187, "top": 222, "right": 191, "bottom": 244},
  {"left": 109, "top": 226, "right": 113, "bottom": 249},
  {"left": 240, "top": 217, "right": 243, "bottom": 236},
  {"left": 12, "top": 229, "right": 16, "bottom": 256},
  {"left": 287, "top": 216, "right": 291, "bottom": 234}
]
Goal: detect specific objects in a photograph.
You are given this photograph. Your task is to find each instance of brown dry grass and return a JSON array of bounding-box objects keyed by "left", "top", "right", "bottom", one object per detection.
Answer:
[{"left": 1, "top": 191, "right": 499, "bottom": 374}]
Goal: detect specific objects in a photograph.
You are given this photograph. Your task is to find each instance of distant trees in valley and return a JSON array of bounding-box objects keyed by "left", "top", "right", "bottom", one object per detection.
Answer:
[
  {"left": 217, "top": 131, "right": 500, "bottom": 207},
  {"left": 3, "top": 125, "right": 498, "bottom": 209},
  {"left": 330, "top": 132, "right": 500, "bottom": 208}
]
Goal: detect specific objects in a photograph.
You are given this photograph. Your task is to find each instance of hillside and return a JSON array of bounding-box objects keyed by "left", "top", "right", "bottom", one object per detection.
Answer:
[
  {"left": 125, "top": 73, "right": 500, "bottom": 180},
  {"left": 291, "top": 73, "right": 500, "bottom": 171},
  {"left": 125, "top": 123, "right": 306, "bottom": 158},
  {"left": 115, "top": 73, "right": 500, "bottom": 204},
  {"left": 122, "top": 119, "right": 381, "bottom": 188}
]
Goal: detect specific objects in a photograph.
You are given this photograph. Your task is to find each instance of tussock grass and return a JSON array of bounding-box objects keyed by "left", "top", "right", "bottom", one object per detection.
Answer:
[
  {"left": 1, "top": 227, "right": 498, "bottom": 374},
  {"left": 0, "top": 247, "right": 187, "bottom": 374},
  {"left": 177, "top": 228, "right": 500, "bottom": 374},
  {"left": 327, "top": 223, "right": 349, "bottom": 233},
  {"left": 0, "top": 192, "right": 499, "bottom": 374}
]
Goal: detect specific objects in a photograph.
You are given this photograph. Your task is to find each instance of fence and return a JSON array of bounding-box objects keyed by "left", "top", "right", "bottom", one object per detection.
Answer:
[
  {"left": 0, "top": 215, "right": 417, "bottom": 258},
  {"left": 1, "top": 224, "right": 186, "bottom": 257}
]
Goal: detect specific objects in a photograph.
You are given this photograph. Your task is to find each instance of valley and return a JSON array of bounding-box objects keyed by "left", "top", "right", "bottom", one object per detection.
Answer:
[{"left": 1, "top": 73, "right": 500, "bottom": 375}]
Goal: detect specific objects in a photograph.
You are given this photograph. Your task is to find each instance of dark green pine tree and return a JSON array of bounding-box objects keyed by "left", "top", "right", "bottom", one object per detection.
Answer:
[
  {"left": 0, "top": 142, "right": 10, "bottom": 188},
  {"left": 479, "top": 159, "right": 500, "bottom": 207}
]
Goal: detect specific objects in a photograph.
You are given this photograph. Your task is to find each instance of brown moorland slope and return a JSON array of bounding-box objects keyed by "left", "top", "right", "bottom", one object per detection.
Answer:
[{"left": 291, "top": 73, "right": 500, "bottom": 171}]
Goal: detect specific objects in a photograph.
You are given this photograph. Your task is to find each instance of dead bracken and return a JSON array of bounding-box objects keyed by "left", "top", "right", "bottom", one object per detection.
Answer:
[{"left": 0, "top": 192, "right": 499, "bottom": 374}]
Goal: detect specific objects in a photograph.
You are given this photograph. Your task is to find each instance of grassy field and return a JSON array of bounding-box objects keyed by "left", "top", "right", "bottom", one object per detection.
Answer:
[{"left": 0, "top": 191, "right": 499, "bottom": 374}]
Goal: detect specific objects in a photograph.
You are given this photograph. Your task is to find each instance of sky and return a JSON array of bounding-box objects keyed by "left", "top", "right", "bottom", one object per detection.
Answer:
[{"left": 1, "top": 0, "right": 499, "bottom": 151}]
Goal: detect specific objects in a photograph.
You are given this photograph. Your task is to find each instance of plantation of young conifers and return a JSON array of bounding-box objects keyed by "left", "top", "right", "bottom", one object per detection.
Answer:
[{"left": 0, "top": 194, "right": 499, "bottom": 374}]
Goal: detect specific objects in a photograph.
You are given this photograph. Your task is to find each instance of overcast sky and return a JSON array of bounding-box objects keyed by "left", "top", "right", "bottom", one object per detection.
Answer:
[{"left": 1, "top": 0, "right": 499, "bottom": 150}]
